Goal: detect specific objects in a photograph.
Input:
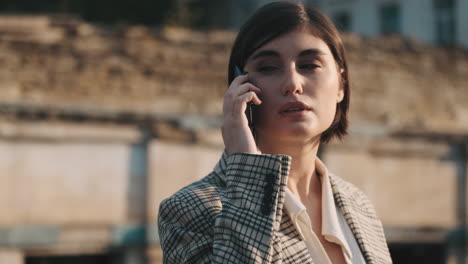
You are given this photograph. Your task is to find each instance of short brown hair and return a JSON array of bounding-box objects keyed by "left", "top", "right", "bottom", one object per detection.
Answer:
[{"left": 227, "top": 1, "right": 350, "bottom": 143}]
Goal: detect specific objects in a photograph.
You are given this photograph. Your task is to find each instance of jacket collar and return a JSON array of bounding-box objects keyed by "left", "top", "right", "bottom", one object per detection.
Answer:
[{"left": 329, "top": 174, "right": 380, "bottom": 264}]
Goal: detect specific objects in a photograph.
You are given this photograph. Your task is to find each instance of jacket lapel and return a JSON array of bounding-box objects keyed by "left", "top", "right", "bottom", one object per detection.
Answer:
[
  {"left": 329, "top": 174, "right": 390, "bottom": 264},
  {"left": 276, "top": 209, "right": 314, "bottom": 264}
]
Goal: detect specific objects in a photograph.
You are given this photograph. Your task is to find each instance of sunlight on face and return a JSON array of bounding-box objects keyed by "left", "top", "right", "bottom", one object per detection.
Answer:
[{"left": 244, "top": 28, "right": 344, "bottom": 147}]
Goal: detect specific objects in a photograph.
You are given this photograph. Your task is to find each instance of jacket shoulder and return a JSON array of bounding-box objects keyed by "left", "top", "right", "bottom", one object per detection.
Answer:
[
  {"left": 158, "top": 173, "right": 223, "bottom": 229},
  {"left": 329, "top": 174, "right": 378, "bottom": 213}
]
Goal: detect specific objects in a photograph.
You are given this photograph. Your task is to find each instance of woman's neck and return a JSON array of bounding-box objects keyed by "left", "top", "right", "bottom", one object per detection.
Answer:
[{"left": 258, "top": 137, "right": 321, "bottom": 200}]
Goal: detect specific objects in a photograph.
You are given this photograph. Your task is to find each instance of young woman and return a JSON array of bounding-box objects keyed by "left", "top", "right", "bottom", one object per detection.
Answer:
[{"left": 158, "top": 2, "right": 392, "bottom": 264}]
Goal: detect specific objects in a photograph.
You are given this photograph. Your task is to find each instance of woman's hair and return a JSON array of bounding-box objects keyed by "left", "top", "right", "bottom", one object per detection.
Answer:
[{"left": 227, "top": 1, "right": 349, "bottom": 143}]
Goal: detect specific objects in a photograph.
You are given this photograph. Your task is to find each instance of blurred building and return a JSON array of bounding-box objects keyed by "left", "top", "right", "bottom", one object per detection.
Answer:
[
  {"left": 0, "top": 14, "right": 467, "bottom": 264},
  {"left": 257, "top": 0, "right": 468, "bottom": 49}
]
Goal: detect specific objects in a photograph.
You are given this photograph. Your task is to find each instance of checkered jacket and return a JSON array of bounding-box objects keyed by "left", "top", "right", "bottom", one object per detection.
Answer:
[{"left": 158, "top": 152, "right": 392, "bottom": 264}]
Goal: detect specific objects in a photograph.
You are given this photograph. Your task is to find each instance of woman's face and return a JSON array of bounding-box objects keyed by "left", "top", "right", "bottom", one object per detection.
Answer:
[{"left": 244, "top": 28, "right": 344, "bottom": 146}]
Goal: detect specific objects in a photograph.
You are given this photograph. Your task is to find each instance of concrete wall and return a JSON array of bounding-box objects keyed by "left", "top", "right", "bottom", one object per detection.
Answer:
[
  {"left": 0, "top": 121, "right": 151, "bottom": 261},
  {"left": 0, "top": 140, "right": 129, "bottom": 225},
  {"left": 324, "top": 138, "right": 457, "bottom": 228}
]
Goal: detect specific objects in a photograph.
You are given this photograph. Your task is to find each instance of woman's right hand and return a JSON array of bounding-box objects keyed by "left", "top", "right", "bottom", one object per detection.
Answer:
[{"left": 222, "top": 74, "right": 262, "bottom": 155}]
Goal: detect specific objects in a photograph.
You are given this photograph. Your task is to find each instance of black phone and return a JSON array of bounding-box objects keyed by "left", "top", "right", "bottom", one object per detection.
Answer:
[{"left": 235, "top": 66, "right": 254, "bottom": 132}]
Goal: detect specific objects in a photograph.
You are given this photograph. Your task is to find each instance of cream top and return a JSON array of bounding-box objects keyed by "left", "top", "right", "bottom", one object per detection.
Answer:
[{"left": 283, "top": 158, "right": 366, "bottom": 264}]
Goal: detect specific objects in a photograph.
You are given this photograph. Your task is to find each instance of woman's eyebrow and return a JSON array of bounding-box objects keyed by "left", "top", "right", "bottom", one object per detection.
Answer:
[
  {"left": 250, "top": 50, "right": 280, "bottom": 61},
  {"left": 250, "top": 48, "right": 327, "bottom": 61},
  {"left": 298, "top": 49, "right": 327, "bottom": 57}
]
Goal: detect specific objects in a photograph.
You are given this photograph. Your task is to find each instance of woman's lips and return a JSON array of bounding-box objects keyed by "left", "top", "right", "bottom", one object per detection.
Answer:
[
  {"left": 280, "top": 108, "right": 310, "bottom": 117},
  {"left": 279, "top": 101, "right": 311, "bottom": 117}
]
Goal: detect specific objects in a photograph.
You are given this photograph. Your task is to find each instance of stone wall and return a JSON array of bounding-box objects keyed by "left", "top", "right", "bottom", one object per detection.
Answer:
[{"left": 0, "top": 15, "right": 467, "bottom": 133}]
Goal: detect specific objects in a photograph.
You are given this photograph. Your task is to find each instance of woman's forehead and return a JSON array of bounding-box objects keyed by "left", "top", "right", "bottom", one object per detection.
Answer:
[{"left": 247, "top": 29, "right": 331, "bottom": 61}]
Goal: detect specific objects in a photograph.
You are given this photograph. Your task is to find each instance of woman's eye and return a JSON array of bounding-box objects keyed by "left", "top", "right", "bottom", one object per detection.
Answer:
[
  {"left": 299, "top": 64, "right": 320, "bottom": 70},
  {"left": 258, "top": 65, "right": 279, "bottom": 73}
]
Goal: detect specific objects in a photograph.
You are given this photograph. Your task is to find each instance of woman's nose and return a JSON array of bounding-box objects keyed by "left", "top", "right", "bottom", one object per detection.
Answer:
[{"left": 280, "top": 67, "right": 303, "bottom": 96}]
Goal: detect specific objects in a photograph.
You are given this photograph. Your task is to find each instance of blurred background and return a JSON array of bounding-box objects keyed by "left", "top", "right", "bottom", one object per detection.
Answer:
[{"left": 0, "top": 0, "right": 466, "bottom": 263}]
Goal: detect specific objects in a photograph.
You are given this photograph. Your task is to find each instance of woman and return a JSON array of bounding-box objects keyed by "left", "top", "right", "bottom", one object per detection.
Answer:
[{"left": 158, "top": 2, "right": 392, "bottom": 264}]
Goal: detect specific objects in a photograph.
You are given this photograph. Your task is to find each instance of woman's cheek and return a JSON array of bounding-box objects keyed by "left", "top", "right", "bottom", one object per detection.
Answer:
[{"left": 322, "top": 101, "right": 338, "bottom": 128}]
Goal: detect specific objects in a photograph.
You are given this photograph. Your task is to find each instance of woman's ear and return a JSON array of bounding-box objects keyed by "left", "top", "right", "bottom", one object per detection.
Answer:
[{"left": 337, "top": 68, "right": 345, "bottom": 103}]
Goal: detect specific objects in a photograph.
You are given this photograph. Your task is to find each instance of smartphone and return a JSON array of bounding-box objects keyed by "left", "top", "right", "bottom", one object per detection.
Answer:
[{"left": 235, "top": 66, "right": 254, "bottom": 132}]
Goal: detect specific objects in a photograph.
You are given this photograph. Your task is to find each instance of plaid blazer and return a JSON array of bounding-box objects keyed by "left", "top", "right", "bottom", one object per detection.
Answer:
[{"left": 158, "top": 152, "right": 392, "bottom": 264}]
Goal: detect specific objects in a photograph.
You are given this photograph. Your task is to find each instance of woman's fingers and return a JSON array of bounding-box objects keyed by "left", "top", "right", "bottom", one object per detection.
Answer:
[
  {"left": 229, "top": 73, "right": 249, "bottom": 88},
  {"left": 231, "top": 92, "right": 261, "bottom": 117},
  {"left": 234, "top": 83, "right": 262, "bottom": 96},
  {"left": 224, "top": 76, "right": 262, "bottom": 117},
  {"left": 230, "top": 74, "right": 261, "bottom": 94},
  {"left": 238, "top": 91, "right": 262, "bottom": 106},
  {"left": 224, "top": 83, "right": 261, "bottom": 102},
  {"left": 228, "top": 74, "right": 261, "bottom": 95}
]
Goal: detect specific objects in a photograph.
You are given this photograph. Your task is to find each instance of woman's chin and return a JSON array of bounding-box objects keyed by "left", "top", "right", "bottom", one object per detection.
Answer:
[{"left": 264, "top": 125, "right": 322, "bottom": 142}]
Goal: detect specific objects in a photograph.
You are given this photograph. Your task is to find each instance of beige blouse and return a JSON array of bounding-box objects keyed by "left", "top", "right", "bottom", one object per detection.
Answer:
[{"left": 283, "top": 158, "right": 367, "bottom": 264}]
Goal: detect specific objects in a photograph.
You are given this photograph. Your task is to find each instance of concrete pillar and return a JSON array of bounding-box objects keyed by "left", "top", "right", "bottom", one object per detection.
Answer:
[
  {"left": 122, "top": 126, "right": 152, "bottom": 264},
  {"left": 122, "top": 246, "right": 148, "bottom": 264},
  {"left": 0, "top": 249, "right": 24, "bottom": 264},
  {"left": 452, "top": 143, "right": 467, "bottom": 264}
]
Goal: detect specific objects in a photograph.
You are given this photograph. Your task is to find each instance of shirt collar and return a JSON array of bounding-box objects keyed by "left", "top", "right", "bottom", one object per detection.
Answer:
[
  {"left": 284, "top": 157, "right": 353, "bottom": 260},
  {"left": 284, "top": 187, "right": 306, "bottom": 222},
  {"left": 317, "top": 158, "right": 353, "bottom": 260}
]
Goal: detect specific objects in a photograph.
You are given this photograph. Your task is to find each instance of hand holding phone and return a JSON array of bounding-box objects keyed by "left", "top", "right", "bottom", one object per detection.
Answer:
[
  {"left": 235, "top": 66, "right": 254, "bottom": 132},
  {"left": 221, "top": 66, "right": 262, "bottom": 155}
]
